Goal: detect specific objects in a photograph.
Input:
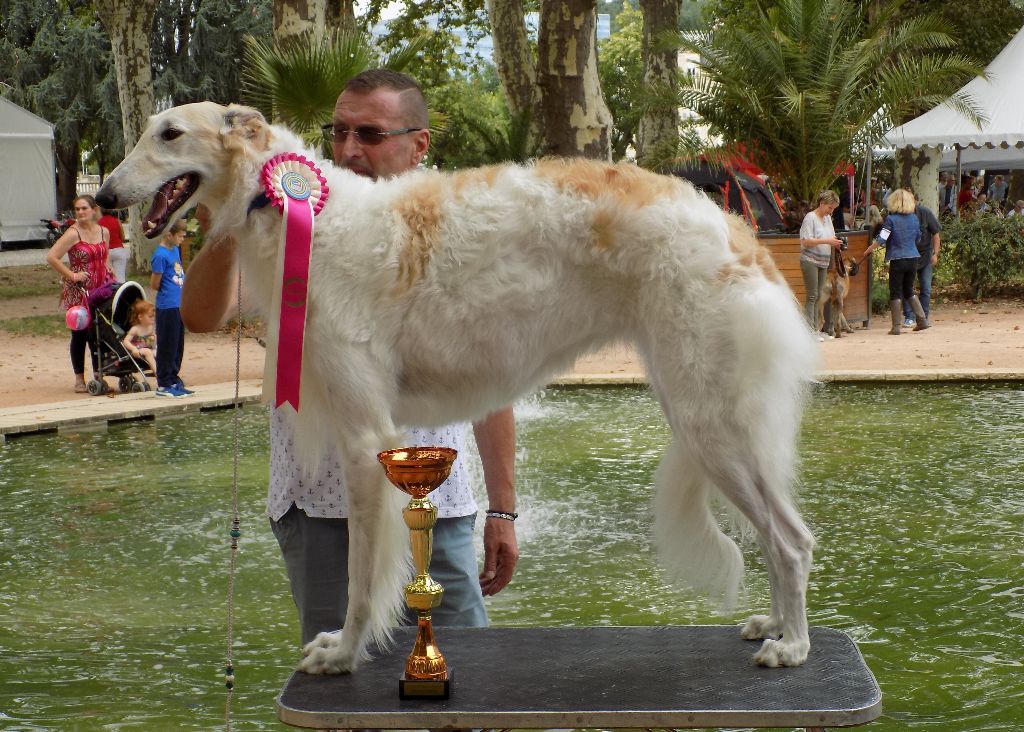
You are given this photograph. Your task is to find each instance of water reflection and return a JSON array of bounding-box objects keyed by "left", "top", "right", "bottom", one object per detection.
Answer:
[{"left": 1, "top": 383, "right": 1021, "bottom": 729}]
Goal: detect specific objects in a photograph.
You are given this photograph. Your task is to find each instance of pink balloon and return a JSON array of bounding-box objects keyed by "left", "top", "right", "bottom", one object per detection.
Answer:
[{"left": 65, "top": 305, "right": 91, "bottom": 331}]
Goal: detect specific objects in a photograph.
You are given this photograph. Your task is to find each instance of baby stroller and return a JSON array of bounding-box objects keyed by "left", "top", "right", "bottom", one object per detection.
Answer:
[{"left": 82, "top": 281, "right": 155, "bottom": 395}]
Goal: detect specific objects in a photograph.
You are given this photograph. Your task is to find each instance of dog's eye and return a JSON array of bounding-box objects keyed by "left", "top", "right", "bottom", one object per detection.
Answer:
[{"left": 161, "top": 128, "right": 183, "bottom": 142}]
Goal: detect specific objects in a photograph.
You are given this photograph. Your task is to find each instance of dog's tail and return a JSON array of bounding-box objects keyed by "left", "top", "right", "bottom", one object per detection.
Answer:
[
  {"left": 653, "top": 437, "right": 746, "bottom": 608},
  {"left": 364, "top": 490, "right": 413, "bottom": 659},
  {"left": 649, "top": 273, "right": 817, "bottom": 610}
]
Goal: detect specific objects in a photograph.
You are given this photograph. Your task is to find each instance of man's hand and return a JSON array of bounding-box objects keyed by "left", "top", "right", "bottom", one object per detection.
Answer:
[{"left": 479, "top": 516, "right": 518, "bottom": 596}]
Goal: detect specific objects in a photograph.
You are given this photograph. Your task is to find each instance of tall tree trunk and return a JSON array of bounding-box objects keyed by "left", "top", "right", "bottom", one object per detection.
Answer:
[
  {"left": 96, "top": 0, "right": 157, "bottom": 273},
  {"left": 326, "top": 0, "right": 356, "bottom": 33},
  {"left": 486, "top": 0, "right": 542, "bottom": 146},
  {"left": 537, "top": 0, "right": 612, "bottom": 159},
  {"left": 896, "top": 145, "right": 940, "bottom": 214},
  {"left": 637, "top": 0, "right": 681, "bottom": 169},
  {"left": 275, "top": 0, "right": 326, "bottom": 41},
  {"left": 55, "top": 138, "right": 80, "bottom": 215}
]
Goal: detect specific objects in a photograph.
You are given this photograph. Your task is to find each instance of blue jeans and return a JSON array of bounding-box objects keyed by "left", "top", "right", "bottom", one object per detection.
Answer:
[
  {"left": 902, "top": 258, "right": 933, "bottom": 319},
  {"left": 270, "top": 506, "right": 487, "bottom": 645}
]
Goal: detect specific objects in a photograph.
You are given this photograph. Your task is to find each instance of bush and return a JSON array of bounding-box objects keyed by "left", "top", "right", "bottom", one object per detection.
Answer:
[{"left": 940, "top": 215, "right": 1024, "bottom": 300}]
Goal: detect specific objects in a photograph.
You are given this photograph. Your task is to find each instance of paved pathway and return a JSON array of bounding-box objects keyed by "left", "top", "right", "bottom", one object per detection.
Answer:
[
  {"left": 2, "top": 369, "right": 1022, "bottom": 442},
  {"left": 0, "top": 379, "right": 262, "bottom": 442}
]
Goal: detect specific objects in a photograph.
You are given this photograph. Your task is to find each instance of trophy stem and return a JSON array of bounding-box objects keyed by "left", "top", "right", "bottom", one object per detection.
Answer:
[
  {"left": 378, "top": 446, "right": 457, "bottom": 699},
  {"left": 402, "top": 496, "right": 448, "bottom": 680}
]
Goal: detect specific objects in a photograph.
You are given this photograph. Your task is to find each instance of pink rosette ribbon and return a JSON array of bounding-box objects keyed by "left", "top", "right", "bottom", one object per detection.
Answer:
[{"left": 260, "top": 153, "right": 329, "bottom": 411}]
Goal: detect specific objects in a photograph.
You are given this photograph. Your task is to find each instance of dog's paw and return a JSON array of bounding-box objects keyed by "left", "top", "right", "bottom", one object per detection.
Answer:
[
  {"left": 741, "top": 614, "right": 782, "bottom": 640},
  {"left": 753, "top": 637, "right": 810, "bottom": 667},
  {"left": 297, "top": 630, "right": 355, "bottom": 675}
]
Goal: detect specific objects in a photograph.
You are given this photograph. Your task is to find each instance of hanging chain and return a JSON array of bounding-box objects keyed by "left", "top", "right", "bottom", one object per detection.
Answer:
[{"left": 225, "top": 265, "right": 243, "bottom": 730}]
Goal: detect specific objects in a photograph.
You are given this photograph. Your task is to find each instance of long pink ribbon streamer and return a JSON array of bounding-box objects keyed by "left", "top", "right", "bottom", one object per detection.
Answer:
[{"left": 275, "top": 197, "right": 313, "bottom": 410}]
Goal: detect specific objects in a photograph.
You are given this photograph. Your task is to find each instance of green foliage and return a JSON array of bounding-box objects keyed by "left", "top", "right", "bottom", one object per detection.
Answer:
[
  {"left": 678, "top": 0, "right": 712, "bottom": 30},
  {"left": 868, "top": 249, "right": 890, "bottom": 314},
  {"left": 674, "top": 0, "right": 985, "bottom": 203},
  {"left": 0, "top": 265, "right": 58, "bottom": 300},
  {"left": 427, "top": 69, "right": 542, "bottom": 167},
  {"left": 901, "top": 0, "right": 1024, "bottom": 67},
  {"left": 0, "top": 314, "right": 65, "bottom": 338},
  {"left": 151, "top": 0, "right": 273, "bottom": 106},
  {"left": 240, "top": 29, "right": 431, "bottom": 147},
  {"left": 1, "top": 0, "right": 274, "bottom": 183},
  {"left": 358, "top": 0, "right": 489, "bottom": 81},
  {"left": 0, "top": 0, "right": 121, "bottom": 184},
  {"left": 598, "top": 2, "right": 644, "bottom": 161},
  {"left": 241, "top": 30, "right": 373, "bottom": 137},
  {"left": 940, "top": 214, "right": 1024, "bottom": 300}
]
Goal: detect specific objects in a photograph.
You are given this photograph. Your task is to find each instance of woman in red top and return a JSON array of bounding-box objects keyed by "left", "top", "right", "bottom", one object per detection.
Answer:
[
  {"left": 99, "top": 208, "right": 127, "bottom": 282},
  {"left": 46, "top": 195, "right": 113, "bottom": 393}
]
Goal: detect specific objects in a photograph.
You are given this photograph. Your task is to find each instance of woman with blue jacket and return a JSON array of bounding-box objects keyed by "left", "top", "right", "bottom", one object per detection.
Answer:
[{"left": 863, "top": 189, "right": 930, "bottom": 335}]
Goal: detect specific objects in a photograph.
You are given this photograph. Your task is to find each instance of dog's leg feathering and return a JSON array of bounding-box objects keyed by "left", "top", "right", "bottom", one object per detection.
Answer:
[{"left": 297, "top": 430, "right": 408, "bottom": 674}]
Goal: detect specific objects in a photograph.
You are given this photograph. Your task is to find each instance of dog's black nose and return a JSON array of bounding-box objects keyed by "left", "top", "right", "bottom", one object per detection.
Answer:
[{"left": 94, "top": 188, "right": 118, "bottom": 209}]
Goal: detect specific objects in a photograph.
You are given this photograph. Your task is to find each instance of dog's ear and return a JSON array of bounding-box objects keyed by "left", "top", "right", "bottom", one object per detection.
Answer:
[{"left": 221, "top": 105, "right": 270, "bottom": 153}]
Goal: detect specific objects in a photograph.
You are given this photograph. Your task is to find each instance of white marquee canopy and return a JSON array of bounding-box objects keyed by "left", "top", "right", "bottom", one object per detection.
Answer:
[{"left": 884, "top": 24, "right": 1024, "bottom": 170}]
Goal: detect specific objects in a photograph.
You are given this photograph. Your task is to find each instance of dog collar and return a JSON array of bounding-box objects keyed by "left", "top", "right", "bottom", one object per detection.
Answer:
[{"left": 247, "top": 192, "right": 272, "bottom": 214}]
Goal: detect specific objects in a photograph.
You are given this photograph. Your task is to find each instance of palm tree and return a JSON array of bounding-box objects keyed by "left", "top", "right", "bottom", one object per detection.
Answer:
[
  {"left": 240, "top": 29, "right": 432, "bottom": 148},
  {"left": 669, "top": 0, "right": 984, "bottom": 204}
]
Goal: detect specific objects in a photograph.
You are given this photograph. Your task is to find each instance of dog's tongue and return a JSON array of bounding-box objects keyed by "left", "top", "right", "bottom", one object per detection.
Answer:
[{"left": 142, "top": 179, "right": 176, "bottom": 238}]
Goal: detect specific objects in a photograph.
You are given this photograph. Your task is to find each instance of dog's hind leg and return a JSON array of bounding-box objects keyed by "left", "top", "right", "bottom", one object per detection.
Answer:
[
  {"left": 645, "top": 282, "right": 816, "bottom": 667},
  {"left": 297, "top": 425, "right": 408, "bottom": 674}
]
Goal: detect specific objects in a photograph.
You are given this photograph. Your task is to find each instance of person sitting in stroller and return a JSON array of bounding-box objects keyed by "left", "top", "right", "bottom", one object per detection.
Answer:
[{"left": 122, "top": 300, "right": 158, "bottom": 377}]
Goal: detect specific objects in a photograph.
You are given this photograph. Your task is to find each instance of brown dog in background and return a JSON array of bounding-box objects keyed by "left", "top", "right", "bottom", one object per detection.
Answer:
[{"left": 819, "top": 249, "right": 854, "bottom": 338}]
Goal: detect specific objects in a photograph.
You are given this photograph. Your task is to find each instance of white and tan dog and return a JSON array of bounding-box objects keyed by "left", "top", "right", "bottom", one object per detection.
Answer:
[{"left": 97, "top": 102, "right": 820, "bottom": 673}]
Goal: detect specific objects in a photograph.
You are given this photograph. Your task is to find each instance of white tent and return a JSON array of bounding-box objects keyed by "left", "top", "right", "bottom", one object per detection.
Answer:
[
  {"left": 0, "top": 97, "right": 57, "bottom": 247},
  {"left": 884, "top": 24, "right": 1024, "bottom": 170}
]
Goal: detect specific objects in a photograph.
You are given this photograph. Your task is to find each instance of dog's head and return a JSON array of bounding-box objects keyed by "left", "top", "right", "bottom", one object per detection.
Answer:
[{"left": 95, "top": 102, "right": 272, "bottom": 239}]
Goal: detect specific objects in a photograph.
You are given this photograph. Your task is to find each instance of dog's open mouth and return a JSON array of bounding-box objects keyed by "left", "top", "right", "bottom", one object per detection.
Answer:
[{"left": 143, "top": 173, "right": 200, "bottom": 239}]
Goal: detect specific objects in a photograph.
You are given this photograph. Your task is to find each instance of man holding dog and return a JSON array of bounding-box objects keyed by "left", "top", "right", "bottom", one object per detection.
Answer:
[{"left": 182, "top": 70, "right": 519, "bottom": 645}]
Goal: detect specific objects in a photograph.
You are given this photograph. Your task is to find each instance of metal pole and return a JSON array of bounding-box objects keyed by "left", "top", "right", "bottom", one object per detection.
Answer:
[
  {"left": 864, "top": 147, "right": 873, "bottom": 214},
  {"left": 954, "top": 146, "right": 963, "bottom": 217}
]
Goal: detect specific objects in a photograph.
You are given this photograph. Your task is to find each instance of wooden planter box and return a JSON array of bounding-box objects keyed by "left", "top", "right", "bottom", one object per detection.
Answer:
[{"left": 758, "top": 229, "right": 873, "bottom": 327}]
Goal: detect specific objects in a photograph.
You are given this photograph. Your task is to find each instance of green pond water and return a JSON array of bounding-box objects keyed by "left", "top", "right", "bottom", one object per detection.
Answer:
[{"left": 1, "top": 383, "right": 1022, "bottom": 730}]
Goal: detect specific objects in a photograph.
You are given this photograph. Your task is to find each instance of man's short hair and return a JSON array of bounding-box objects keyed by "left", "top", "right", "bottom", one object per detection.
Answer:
[{"left": 343, "top": 69, "right": 428, "bottom": 127}]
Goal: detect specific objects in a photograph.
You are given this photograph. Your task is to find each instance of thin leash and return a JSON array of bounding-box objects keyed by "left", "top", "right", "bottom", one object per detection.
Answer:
[{"left": 225, "top": 265, "right": 243, "bottom": 730}]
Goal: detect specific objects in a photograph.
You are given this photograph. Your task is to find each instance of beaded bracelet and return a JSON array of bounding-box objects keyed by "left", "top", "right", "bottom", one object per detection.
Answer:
[{"left": 485, "top": 509, "right": 518, "bottom": 521}]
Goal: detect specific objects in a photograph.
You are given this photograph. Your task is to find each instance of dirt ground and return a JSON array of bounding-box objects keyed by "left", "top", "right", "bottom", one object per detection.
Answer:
[{"left": 1, "top": 291, "right": 1022, "bottom": 410}]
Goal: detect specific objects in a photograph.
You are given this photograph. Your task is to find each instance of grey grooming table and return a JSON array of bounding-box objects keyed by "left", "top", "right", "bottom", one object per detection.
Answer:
[{"left": 277, "top": 626, "right": 881, "bottom": 730}]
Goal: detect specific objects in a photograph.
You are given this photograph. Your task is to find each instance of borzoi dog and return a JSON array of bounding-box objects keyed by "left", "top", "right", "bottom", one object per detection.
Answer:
[{"left": 96, "top": 102, "right": 819, "bottom": 672}]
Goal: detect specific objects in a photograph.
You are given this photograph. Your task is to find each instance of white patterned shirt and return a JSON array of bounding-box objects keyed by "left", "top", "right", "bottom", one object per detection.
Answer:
[{"left": 266, "top": 407, "right": 478, "bottom": 521}]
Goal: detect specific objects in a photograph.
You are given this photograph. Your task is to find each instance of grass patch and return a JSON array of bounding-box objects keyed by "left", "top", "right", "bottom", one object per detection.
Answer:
[
  {"left": 0, "top": 314, "right": 66, "bottom": 338},
  {"left": 0, "top": 265, "right": 60, "bottom": 300}
]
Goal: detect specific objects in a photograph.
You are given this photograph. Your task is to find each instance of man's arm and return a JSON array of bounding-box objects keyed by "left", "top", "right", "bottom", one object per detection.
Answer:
[
  {"left": 931, "top": 232, "right": 941, "bottom": 266},
  {"left": 181, "top": 207, "right": 238, "bottom": 333},
  {"left": 473, "top": 407, "right": 519, "bottom": 596}
]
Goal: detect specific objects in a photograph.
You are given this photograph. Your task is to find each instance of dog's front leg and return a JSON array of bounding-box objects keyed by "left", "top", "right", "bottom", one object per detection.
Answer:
[{"left": 298, "top": 430, "right": 406, "bottom": 674}]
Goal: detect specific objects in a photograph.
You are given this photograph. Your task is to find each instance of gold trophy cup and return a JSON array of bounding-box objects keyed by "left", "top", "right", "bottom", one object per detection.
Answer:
[{"left": 377, "top": 446, "right": 457, "bottom": 700}]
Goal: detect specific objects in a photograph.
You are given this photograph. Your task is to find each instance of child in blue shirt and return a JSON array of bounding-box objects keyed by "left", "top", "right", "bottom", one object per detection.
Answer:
[{"left": 150, "top": 220, "right": 193, "bottom": 397}]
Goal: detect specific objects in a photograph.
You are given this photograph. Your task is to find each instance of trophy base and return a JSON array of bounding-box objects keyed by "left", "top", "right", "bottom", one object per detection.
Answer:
[{"left": 399, "top": 670, "right": 453, "bottom": 700}]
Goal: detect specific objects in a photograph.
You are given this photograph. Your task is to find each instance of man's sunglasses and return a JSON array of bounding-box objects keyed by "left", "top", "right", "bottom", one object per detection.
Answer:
[{"left": 320, "top": 123, "right": 424, "bottom": 146}]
